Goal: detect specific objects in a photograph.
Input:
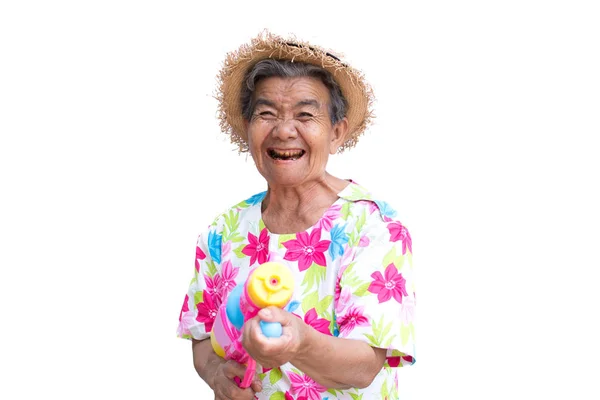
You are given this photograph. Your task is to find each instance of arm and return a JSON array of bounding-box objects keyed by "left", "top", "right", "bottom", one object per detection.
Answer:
[
  {"left": 242, "top": 307, "right": 386, "bottom": 390},
  {"left": 192, "top": 338, "right": 262, "bottom": 399},
  {"left": 192, "top": 338, "right": 221, "bottom": 390},
  {"left": 293, "top": 323, "right": 387, "bottom": 389}
]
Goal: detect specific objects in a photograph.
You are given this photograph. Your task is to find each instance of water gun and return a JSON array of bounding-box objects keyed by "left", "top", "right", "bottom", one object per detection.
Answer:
[{"left": 210, "top": 262, "right": 295, "bottom": 388}]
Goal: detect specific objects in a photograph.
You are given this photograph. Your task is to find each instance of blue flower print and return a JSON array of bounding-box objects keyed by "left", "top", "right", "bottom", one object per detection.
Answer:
[
  {"left": 207, "top": 230, "right": 222, "bottom": 265},
  {"left": 328, "top": 224, "right": 348, "bottom": 260},
  {"left": 285, "top": 300, "right": 301, "bottom": 313},
  {"left": 374, "top": 200, "right": 398, "bottom": 219},
  {"left": 244, "top": 191, "right": 267, "bottom": 206}
]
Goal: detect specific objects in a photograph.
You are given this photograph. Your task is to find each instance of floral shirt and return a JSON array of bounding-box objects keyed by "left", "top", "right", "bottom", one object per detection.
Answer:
[{"left": 177, "top": 181, "right": 416, "bottom": 399}]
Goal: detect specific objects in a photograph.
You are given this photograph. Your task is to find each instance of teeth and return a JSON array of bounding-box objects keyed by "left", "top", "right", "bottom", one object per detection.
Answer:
[{"left": 268, "top": 149, "right": 305, "bottom": 160}]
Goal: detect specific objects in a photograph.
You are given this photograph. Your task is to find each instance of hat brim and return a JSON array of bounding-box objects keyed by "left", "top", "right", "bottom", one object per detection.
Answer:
[{"left": 216, "top": 30, "right": 374, "bottom": 153}]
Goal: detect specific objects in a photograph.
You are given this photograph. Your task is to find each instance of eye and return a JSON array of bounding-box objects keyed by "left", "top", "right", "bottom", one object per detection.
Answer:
[
  {"left": 254, "top": 110, "right": 276, "bottom": 120},
  {"left": 297, "top": 112, "right": 314, "bottom": 119}
]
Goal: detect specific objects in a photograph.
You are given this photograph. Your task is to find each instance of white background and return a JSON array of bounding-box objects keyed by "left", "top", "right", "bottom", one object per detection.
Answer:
[{"left": 1, "top": 1, "right": 599, "bottom": 399}]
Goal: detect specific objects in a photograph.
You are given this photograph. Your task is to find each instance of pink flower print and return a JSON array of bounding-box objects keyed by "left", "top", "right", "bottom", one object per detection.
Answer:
[
  {"left": 289, "top": 371, "right": 327, "bottom": 400},
  {"left": 400, "top": 295, "right": 416, "bottom": 324},
  {"left": 204, "top": 274, "right": 222, "bottom": 305},
  {"left": 358, "top": 200, "right": 378, "bottom": 214},
  {"left": 266, "top": 250, "right": 284, "bottom": 264},
  {"left": 195, "top": 245, "right": 206, "bottom": 272},
  {"left": 358, "top": 235, "right": 370, "bottom": 247},
  {"left": 196, "top": 291, "right": 219, "bottom": 333},
  {"left": 178, "top": 296, "right": 195, "bottom": 336},
  {"left": 334, "top": 286, "right": 352, "bottom": 314},
  {"left": 282, "top": 228, "right": 330, "bottom": 272},
  {"left": 337, "top": 304, "right": 370, "bottom": 336},
  {"left": 387, "top": 222, "right": 412, "bottom": 254},
  {"left": 387, "top": 356, "right": 401, "bottom": 367},
  {"left": 317, "top": 204, "right": 341, "bottom": 232},
  {"left": 218, "top": 260, "right": 239, "bottom": 296},
  {"left": 304, "top": 308, "right": 332, "bottom": 336},
  {"left": 179, "top": 294, "right": 189, "bottom": 321},
  {"left": 242, "top": 228, "right": 270, "bottom": 266},
  {"left": 284, "top": 392, "right": 294, "bottom": 400},
  {"left": 221, "top": 241, "right": 232, "bottom": 262},
  {"left": 368, "top": 264, "right": 408, "bottom": 304}
]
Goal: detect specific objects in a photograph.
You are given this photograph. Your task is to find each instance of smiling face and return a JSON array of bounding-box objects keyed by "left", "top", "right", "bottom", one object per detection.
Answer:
[{"left": 245, "top": 76, "right": 348, "bottom": 189}]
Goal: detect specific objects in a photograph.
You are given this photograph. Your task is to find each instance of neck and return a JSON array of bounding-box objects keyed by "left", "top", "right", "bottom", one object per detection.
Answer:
[{"left": 261, "top": 173, "right": 349, "bottom": 234}]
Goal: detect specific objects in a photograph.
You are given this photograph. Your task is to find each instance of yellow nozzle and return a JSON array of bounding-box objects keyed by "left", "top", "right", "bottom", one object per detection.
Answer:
[{"left": 247, "top": 262, "right": 294, "bottom": 308}]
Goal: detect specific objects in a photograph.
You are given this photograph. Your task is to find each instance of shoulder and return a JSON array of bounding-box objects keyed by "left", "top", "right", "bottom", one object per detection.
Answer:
[
  {"left": 338, "top": 181, "right": 404, "bottom": 223},
  {"left": 338, "top": 181, "right": 412, "bottom": 248},
  {"left": 204, "top": 190, "right": 267, "bottom": 233}
]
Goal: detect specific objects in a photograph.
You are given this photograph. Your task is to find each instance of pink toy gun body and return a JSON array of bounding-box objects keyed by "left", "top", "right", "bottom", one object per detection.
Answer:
[{"left": 210, "top": 262, "right": 295, "bottom": 388}]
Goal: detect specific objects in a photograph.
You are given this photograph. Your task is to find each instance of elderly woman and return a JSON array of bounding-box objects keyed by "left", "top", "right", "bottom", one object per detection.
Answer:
[{"left": 177, "top": 31, "right": 415, "bottom": 400}]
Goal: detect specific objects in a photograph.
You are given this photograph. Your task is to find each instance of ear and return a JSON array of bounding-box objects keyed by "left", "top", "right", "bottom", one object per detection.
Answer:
[{"left": 329, "top": 117, "right": 349, "bottom": 154}]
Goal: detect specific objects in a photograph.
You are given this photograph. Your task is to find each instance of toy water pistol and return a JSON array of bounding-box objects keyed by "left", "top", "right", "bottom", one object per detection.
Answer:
[{"left": 210, "top": 262, "right": 295, "bottom": 388}]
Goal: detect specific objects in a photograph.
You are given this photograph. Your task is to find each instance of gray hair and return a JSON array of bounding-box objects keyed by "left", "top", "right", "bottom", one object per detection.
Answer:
[{"left": 241, "top": 59, "right": 348, "bottom": 125}]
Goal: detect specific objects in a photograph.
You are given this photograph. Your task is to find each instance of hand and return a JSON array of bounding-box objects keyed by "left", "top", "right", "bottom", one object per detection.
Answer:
[
  {"left": 211, "top": 359, "right": 262, "bottom": 400},
  {"left": 242, "top": 306, "right": 309, "bottom": 369}
]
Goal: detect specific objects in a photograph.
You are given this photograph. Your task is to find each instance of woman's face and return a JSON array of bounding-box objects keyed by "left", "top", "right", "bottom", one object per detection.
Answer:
[{"left": 245, "top": 76, "right": 348, "bottom": 188}]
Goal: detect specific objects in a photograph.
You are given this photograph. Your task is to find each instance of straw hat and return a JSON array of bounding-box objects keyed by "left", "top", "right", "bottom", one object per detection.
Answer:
[{"left": 216, "top": 30, "right": 375, "bottom": 153}]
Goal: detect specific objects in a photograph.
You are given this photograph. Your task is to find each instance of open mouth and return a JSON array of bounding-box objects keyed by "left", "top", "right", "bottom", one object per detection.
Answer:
[{"left": 267, "top": 149, "right": 306, "bottom": 161}]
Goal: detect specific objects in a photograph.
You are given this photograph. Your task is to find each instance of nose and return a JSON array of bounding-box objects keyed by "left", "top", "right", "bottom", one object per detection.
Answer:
[{"left": 272, "top": 118, "right": 298, "bottom": 140}]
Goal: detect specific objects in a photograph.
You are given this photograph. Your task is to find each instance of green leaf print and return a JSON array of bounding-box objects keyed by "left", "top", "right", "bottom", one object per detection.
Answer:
[
  {"left": 301, "top": 291, "right": 319, "bottom": 314},
  {"left": 356, "top": 209, "right": 367, "bottom": 233},
  {"left": 259, "top": 218, "right": 266, "bottom": 232},
  {"left": 206, "top": 259, "right": 218, "bottom": 278},
  {"left": 366, "top": 315, "right": 394, "bottom": 347},
  {"left": 269, "top": 392, "right": 285, "bottom": 400},
  {"left": 316, "top": 295, "right": 333, "bottom": 316},
  {"left": 383, "top": 246, "right": 405, "bottom": 271},
  {"left": 194, "top": 291, "right": 203, "bottom": 307},
  {"left": 340, "top": 266, "right": 361, "bottom": 288},
  {"left": 341, "top": 202, "right": 351, "bottom": 220},
  {"left": 269, "top": 367, "right": 283, "bottom": 385},
  {"left": 354, "top": 281, "right": 371, "bottom": 297},
  {"left": 233, "top": 245, "right": 246, "bottom": 259},
  {"left": 381, "top": 380, "right": 390, "bottom": 399},
  {"left": 278, "top": 234, "right": 296, "bottom": 249},
  {"left": 348, "top": 229, "right": 360, "bottom": 247},
  {"left": 301, "top": 263, "right": 327, "bottom": 295},
  {"left": 400, "top": 322, "right": 415, "bottom": 346},
  {"left": 391, "top": 381, "right": 399, "bottom": 399},
  {"left": 349, "top": 184, "right": 372, "bottom": 200},
  {"left": 350, "top": 393, "right": 364, "bottom": 400},
  {"left": 222, "top": 210, "right": 245, "bottom": 243}
]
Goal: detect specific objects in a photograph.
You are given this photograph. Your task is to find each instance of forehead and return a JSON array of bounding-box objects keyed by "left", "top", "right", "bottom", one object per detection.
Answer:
[{"left": 253, "top": 76, "right": 330, "bottom": 105}]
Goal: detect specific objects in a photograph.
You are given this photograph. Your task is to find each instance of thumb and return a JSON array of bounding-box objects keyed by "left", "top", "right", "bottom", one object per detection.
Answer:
[{"left": 258, "top": 306, "right": 290, "bottom": 323}]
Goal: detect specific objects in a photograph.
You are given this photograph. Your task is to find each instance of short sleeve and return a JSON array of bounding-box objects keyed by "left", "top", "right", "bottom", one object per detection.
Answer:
[
  {"left": 176, "top": 226, "right": 223, "bottom": 341},
  {"left": 334, "top": 216, "right": 416, "bottom": 368}
]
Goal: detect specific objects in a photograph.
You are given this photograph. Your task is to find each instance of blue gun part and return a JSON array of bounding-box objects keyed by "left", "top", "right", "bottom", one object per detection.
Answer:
[
  {"left": 260, "top": 321, "right": 283, "bottom": 338},
  {"left": 226, "top": 284, "right": 245, "bottom": 331}
]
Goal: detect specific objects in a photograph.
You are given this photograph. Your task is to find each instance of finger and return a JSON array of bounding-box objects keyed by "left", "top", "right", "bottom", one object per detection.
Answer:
[
  {"left": 258, "top": 306, "right": 291, "bottom": 325},
  {"left": 222, "top": 360, "right": 247, "bottom": 380},
  {"left": 250, "top": 375, "right": 263, "bottom": 393},
  {"left": 218, "top": 382, "right": 256, "bottom": 400}
]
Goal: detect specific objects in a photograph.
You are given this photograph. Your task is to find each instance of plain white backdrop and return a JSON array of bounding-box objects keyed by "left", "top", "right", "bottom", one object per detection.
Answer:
[{"left": 1, "top": 1, "right": 599, "bottom": 399}]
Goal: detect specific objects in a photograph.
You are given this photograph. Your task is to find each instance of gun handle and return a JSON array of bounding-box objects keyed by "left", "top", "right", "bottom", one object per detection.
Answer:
[{"left": 239, "top": 357, "right": 257, "bottom": 388}]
